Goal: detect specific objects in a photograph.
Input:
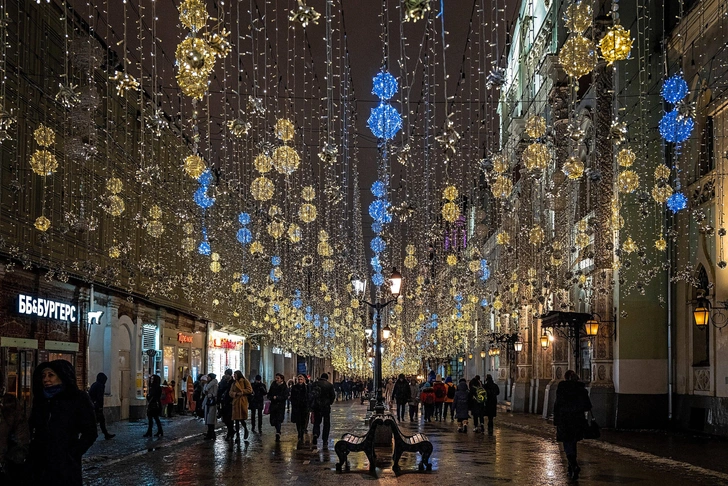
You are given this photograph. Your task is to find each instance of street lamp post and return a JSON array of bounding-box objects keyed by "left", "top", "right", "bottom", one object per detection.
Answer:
[{"left": 354, "top": 268, "right": 402, "bottom": 415}]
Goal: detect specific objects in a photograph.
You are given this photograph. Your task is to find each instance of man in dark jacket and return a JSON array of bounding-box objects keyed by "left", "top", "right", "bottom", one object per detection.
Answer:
[
  {"left": 483, "top": 374, "right": 500, "bottom": 435},
  {"left": 310, "top": 373, "right": 336, "bottom": 449},
  {"left": 249, "top": 375, "right": 267, "bottom": 433},
  {"left": 392, "top": 374, "right": 411, "bottom": 421},
  {"left": 554, "top": 370, "right": 592, "bottom": 480},
  {"left": 29, "top": 360, "right": 98, "bottom": 486},
  {"left": 217, "top": 369, "right": 235, "bottom": 440},
  {"left": 88, "top": 372, "right": 115, "bottom": 440}
]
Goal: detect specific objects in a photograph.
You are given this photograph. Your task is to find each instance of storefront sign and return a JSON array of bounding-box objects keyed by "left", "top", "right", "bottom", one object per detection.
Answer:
[
  {"left": 17, "top": 294, "right": 77, "bottom": 323},
  {"left": 177, "top": 333, "right": 193, "bottom": 344},
  {"left": 0, "top": 337, "right": 39, "bottom": 349},
  {"left": 211, "top": 338, "right": 242, "bottom": 349},
  {"left": 45, "top": 340, "right": 79, "bottom": 352}
]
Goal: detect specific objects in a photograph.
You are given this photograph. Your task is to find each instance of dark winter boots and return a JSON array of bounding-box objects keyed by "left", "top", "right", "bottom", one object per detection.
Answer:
[
  {"left": 567, "top": 454, "right": 580, "bottom": 480},
  {"left": 204, "top": 424, "right": 216, "bottom": 440}
]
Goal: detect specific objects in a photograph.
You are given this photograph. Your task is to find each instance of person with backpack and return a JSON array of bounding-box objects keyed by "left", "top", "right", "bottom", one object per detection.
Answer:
[
  {"left": 392, "top": 374, "right": 411, "bottom": 422},
  {"left": 484, "top": 374, "right": 500, "bottom": 435},
  {"left": 443, "top": 376, "right": 456, "bottom": 422},
  {"left": 310, "top": 373, "right": 336, "bottom": 449},
  {"left": 469, "top": 376, "right": 486, "bottom": 433},
  {"left": 453, "top": 379, "right": 470, "bottom": 433},
  {"left": 289, "top": 374, "right": 309, "bottom": 448},
  {"left": 408, "top": 378, "right": 420, "bottom": 421},
  {"left": 250, "top": 375, "right": 267, "bottom": 433},
  {"left": 432, "top": 375, "right": 447, "bottom": 421},
  {"left": 419, "top": 382, "right": 436, "bottom": 422}
]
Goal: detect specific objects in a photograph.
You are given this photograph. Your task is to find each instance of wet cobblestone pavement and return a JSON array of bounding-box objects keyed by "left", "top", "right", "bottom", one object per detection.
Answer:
[{"left": 84, "top": 401, "right": 728, "bottom": 485}]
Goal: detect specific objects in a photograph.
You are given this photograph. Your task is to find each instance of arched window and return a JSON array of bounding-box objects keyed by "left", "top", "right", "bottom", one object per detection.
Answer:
[{"left": 693, "top": 265, "right": 710, "bottom": 366}]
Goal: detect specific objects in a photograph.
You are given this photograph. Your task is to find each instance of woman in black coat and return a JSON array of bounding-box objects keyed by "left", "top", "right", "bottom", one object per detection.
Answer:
[
  {"left": 289, "top": 374, "right": 309, "bottom": 447},
  {"left": 468, "top": 376, "right": 485, "bottom": 433},
  {"left": 28, "top": 360, "right": 98, "bottom": 486},
  {"left": 267, "top": 373, "right": 289, "bottom": 442},
  {"left": 554, "top": 370, "right": 592, "bottom": 480},
  {"left": 144, "top": 374, "right": 163, "bottom": 437},
  {"left": 483, "top": 374, "right": 500, "bottom": 435}
]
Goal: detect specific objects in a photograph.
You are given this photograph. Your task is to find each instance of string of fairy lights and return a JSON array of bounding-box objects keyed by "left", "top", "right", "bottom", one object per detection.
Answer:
[{"left": 0, "top": 0, "right": 726, "bottom": 374}]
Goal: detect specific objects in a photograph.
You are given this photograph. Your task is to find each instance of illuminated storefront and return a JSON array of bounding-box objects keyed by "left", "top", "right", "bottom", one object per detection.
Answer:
[{"left": 208, "top": 330, "right": 244, "bottom": 377}]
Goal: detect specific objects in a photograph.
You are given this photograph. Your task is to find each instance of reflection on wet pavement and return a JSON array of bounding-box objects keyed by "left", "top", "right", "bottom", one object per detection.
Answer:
[{"left": 85, "top": 401, "right": 726, "bottom": 485}]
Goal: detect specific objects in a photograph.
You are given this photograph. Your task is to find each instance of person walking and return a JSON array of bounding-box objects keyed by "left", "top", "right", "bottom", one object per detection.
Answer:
[
  {"left": 554, "top": 370, "right": 592, "bottom": 480},
  {"left": 0, "top": 393, "right": 30, "bottom": 483},
  {"left": 384, "top": 378, "right": 394, "bottom": 408},
  {"left": 453, "top": 379, "right": 470, "bottom": 433},
  {"left": 186, "top": 374, "right": 194, "bottom": 414},
  {"left": 419, "top": 382, "right": 436, "bottom": 422},
  {"left": 392, "top": 374, "right": 411, "bottom": 422},
  {"left": 88, "top": 372, "right": 115, "bottom": 439},
  {"left": 160, "top": 380, "right": 174, "bottom": 419},
  {"left": 28, "top": 360, "right": 97, "bottom": 485},
  {"left": 168, "top": 381, "right": 177, "bottom": 417},
  {"left": 217, "top": 369, "right": 235, "bottom": 441},
  {"left": 144, "top": 374, "right": 164, "bottom": 437},
  {"left": 443, "top": 377, "right": 456, "bottom": 422},
  {"left": 203, "top": 373, "right": 219, "bottom": 440},
  {"left": 229, "top": 371, "right": 253, "bottom": 444},
  {"left": 268, "top": 373, "right": 288, "bottom": 442},
  {"left": 250, "top": 375, "right": 267, "bottom": 433},
  {"left": 484, "top": 374, "right": 500, "bottom": 435},
  {"left": 408, "top": 378, "right": 420, "bottom": 421},
  {"left": 289, "top": 374, "right": 309, "bottom": 448},
  {"left": 432, "top": 375, "right": 446, "bottom": 421},
  {"left": 310, "top": 373, "right": 336, "bottom": 449},
  {"left": 469, "top": 376, "right": 486, "bottom": 433}
]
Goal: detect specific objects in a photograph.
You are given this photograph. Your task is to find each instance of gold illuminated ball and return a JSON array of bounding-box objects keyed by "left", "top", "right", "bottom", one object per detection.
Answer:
[
  {"left": 405, "top": 244, "right": 416, "bottom": 254},
  {"left": 529, "top": 225, "right": 545, "bottom": 245},
  {"left": 30, "top": 149, "right": 58, "bottom": 176},
  {"left": 322, "top": 259, "right": 335, "bottom": 272},
  {"left": 106, "top": 177, "right": 123, "bottom": 194},
  {"left": 496, "top": 231, "right": 510, "bottom": 245},
  {"left": 562, "top": 156, "right": 585, "bottom": 179},
  {"left": 441, "top": 201, "right": 460, "bottom": 223},
  {"left": 183, "top": 154, "right": 206, "bottom": 179},
  {"left": 272, "top": 145, "right": 300, "bottom": 175},
  {"left": 622, "top": 237, "right": 638, "bottom": 254},
  {"left": 654, "top": 165, "right": 671, "bottom": 180},
  {"left": 299, "top": 203, "right": 317, "bottom": 223},
  {"left": 564, "top": 2, "right": 592, "bottom": 34},
  {"left": 617, "top": 148, "right": 636, "bottom": 167},
  {"left": 268, "top": 205, "right": 282, "bottom": 218},
  {"left": 559, "top": 35, "right": 596, "bottom": 78},
  {"left": 210, "top": 261, "right": 221, "bottom": 273},
  {"left": 493, "top": 154, "right": 509, "bottom": 174},
  {"left": 231, "top": 282, "right": 242, "bottom": 293},
  {"left": 522, "top": 142, "right": 550, "bottom": 171},
  {"left": 287, "top": 223, "right": 302, "bottom": 243},
  {"left": 267, "top": 221, "right": 285, "bottom": 239},
  {"left": 251, "top": 176, "right": 275, "bottom": 201},
  {"left": 618, "top": 170, "right": 640, "bottom": 193},
  {"left": 443, "top": 185, "right": 459, "bottom": 201},
  {"left": 34, "top": 124, "right": 55, "bottom": 147},
  {"left": 254, "top": 153, "right": 272, "bottom": 174},
  {"left": 34, "top": 215, "right": 51, "bottom": 232},
  {"left": 250, "top": 241, "right": 264, "bottom": 255},
  {"left": 106, "top": 195, "right": 125, "bottom": 216},
  {"left": 108, "top": 246, "right": 121, "bottom": 259},
  {"left": 492, "top": 175, "right": 512, "bottom": 199},
  {"left": 178, "top": 0, "right": 208, "bottom": 31},
  {"left": 302, "top": 186, "right": 316, "bottom": 201},
  {"left": 525, "top": 115, "right": 547, "bottom": 139},
  {"left": 599, "top": 24, "right": 633, "bottom": 65},
  {"left": 446, "top": 254, "right": 458, "bottom": 266},
  {"left": 181, "top": 237, "right": 196, "bottom": 252},
  {"left": 318, "top": 229, "right": 329, "bottom": 241},
  {"left": 575, "top": 232, "right": 590, "bottom": 248},
  {"left": 652, "top": 184, "right": 673, "bottom": 203},
  {"left": 149, "top": 205, "right": 162, "bottom": 220},
  {"left": 468, "top": 259, "right": 481, "bottom": 273},
  {"left": 146, "top": 220, "right": 164, "bottom": 238},
  {"left": 655, "top": 238, "right": 667, "bottom": 251},
  {"left": 317, "top": 241, "right": 333, "bottom": 257},
  {"left": 275, "top": 118, "right": 296, "bottom": 141},
  {"left": 404, "top": 254, "right": 418, "bottom": 269},
  {"left": 183, "top": 222, "right": 194, "bottom": 235}
]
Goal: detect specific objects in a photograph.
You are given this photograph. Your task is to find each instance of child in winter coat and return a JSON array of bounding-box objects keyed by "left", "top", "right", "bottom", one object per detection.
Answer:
[
  {"left": 453, "top": 380, "right": 470, "bottom": 433},
  {"left": 419, "top": 382, "right": 436, "bottom": 422}
]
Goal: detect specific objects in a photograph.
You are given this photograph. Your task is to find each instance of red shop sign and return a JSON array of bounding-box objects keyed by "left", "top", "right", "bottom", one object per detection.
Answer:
[
  {"left": 178, "top": 333, "right": 193, "bottom": 344},
  {"left": 212, "top": 338, "right": 242, "bottom": 349}
]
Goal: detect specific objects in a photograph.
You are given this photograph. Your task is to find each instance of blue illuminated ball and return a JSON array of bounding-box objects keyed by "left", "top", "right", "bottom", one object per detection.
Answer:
[
  {"left": 661, "top": 75, "right": 688, "bottom": 104},
  {"left": 370, "top": 236, "right": 387, "bottom": 254},
  {"left": 198, "top": 240, "right": 211, "bottom": 255},
  {"left": 372, "top": 71, "right": 398, "bottom": 100},
  {"left": 659, "top": 110, "right": 694, "bottom": 143},
  {"left": 197, "top": 169, "right": 213, "bottom": 186},
  {"left": 238, "top": 212, "right": 251, "bottom": 225},
  {"left": 368, "top": 103, "right": 402, "bottom": 140},
  {"left": 372, "top": 272, "right": 385, "bottom": 287},
  {"left": 480, "top": 259, "right": 491, "bottom": 281},
  {"left": 194, "top": 186, "right": 215, "bottom": 209},
  {"left": 371, "top": 180, "right": 386, "bottom": 198},
  {"left": 666, "top": 192, "right": 688, "bottom": 212},
  {"left": 368, "top": 199, "right": 391, "bottom": 223},
  {"left": 271, "top": 255, "right": 281, "bottom": 266},
  {"left": 371, "top": 222, "right": 383, "bottom": 234},
  {"left": 236, "top": 228, "right": 253, "bottom": 245},
  {"left": 292, "top": 297, "right": 303, "bottom": 309}
]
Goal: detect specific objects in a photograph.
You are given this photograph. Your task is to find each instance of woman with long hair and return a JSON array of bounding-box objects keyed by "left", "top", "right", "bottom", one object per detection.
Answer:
[
  {"left": 144, "top": 374, "right": 163, "bottom": 437},
  {"left": 267, "top": 373, "right": 288, "bottom": 442},
  {"left": 289, "top": 374, "right": 309, "bottom": 448},
  {"left": 229, "top": 370, "right": 253, "bottom": 444}
]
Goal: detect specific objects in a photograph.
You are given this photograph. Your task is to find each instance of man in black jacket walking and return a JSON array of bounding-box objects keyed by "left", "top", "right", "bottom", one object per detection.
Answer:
[
  {"left": 88, "top": 372, "right": 115, "bottom": 440},
  {"left": 310, "top": 373, "right": 336, "bottom": 449}
]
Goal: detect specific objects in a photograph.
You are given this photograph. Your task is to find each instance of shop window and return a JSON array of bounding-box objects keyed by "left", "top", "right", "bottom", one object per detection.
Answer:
[{"left": 692, "top": 265, "right": 710, "bottom": 366}]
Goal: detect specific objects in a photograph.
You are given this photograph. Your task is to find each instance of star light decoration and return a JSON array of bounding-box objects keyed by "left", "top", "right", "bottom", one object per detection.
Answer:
[
  {"left": 403, "top": 0, "right": 431, "bottom": 22},
  {"left": 56, "top": 83, "right": 80, "bottom": 108},
  {"left": 659, "top": 74, "right": 694, "bottom": 144},
  {"left": 436, "top": 113, "right": 461, "bottom": 157},
  {"left": 368, "top": 71, "right": 402, "bottom": 140},
  {"left": 227, "top": 118, "right": 251, "bottom": 138},
  {"left": 111, "top": 71, "right": 140, "bottom": 97},
  {"left": 0, "top": 107, "right": 15, "bottom": 142},
  {"left": 289, "top": 0, "right": 321, "bottom": 28}
]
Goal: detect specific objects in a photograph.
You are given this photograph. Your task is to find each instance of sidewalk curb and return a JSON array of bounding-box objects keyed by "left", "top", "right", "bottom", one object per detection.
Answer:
[{"left": 500, "top": 420, "right": 728, "bottom": 483}]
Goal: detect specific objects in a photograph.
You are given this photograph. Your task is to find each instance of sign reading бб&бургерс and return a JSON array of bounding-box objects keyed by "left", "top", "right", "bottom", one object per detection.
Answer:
[{"left": 17, "top": 294, "right": 77, "bottom": 323}]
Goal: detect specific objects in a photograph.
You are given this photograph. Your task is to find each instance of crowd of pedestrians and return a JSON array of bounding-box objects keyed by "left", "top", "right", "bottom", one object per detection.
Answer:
[{"left": 0, "top": 361, "right": 592, "bottom": 483}]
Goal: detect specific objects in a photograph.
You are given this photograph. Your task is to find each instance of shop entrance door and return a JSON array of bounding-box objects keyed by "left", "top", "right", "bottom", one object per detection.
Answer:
[
  {"left": 2, "top": 348, "right": 35, "bottom": 411},
  {"left": 119, "top": 350, "right": 130, "bottom": 420}
]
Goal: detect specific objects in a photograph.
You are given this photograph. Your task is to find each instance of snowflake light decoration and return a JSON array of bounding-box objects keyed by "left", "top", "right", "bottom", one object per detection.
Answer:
[{"left": 289, "top": 0, "right": 321, "bottom": 28}]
